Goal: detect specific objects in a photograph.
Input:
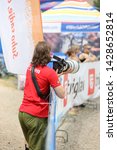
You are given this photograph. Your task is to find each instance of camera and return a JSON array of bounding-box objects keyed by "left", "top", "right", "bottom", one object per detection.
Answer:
[{"left": 52, "top": 55, "right": 80, "bottom": 74}]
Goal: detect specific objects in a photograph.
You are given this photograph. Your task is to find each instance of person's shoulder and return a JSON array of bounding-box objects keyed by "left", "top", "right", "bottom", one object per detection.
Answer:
[
  {"left": 45, "top": 66, "right": 56, "bottom": 74},
  {"left": 79, "top": 53, "right": 88, "bottom": 57},
  {"left": 45, "top": 66, "right": 58, "bottom": 79}
]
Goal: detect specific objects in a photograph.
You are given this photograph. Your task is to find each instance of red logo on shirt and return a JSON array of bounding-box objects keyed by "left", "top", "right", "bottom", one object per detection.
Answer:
[{"left": 88, "top": 69, "right": 95, "bottom": 95}]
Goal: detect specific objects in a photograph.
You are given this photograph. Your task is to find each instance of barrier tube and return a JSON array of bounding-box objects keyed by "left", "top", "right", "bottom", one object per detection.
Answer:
[{"left": 45, "top": 89, "right": 57, "bottom": 150}]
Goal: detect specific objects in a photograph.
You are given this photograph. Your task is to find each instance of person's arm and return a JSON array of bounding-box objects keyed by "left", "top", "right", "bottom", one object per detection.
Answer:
[
  {"left": 79, "top": 53, "right": 89, "bottom": 62},
  {"left": 89, "top": 53, "right": 98, "bottom": 61},
  {"left": 53, "top": 70, "right": 65, "bottom": 98},
  {"left": 49, "top": 69, "right": 65, "bottom": 99},
  {"left": 54, "top": 85, "right": 65, "bottom": 99}
]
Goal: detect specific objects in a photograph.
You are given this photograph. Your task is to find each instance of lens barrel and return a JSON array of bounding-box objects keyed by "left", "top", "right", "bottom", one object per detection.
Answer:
[
  {"left": 64, "top": 59, "right": 80, "bottom": 74},
  {"left": 52, "top": 55, "right": 80, "bottom": 74}
]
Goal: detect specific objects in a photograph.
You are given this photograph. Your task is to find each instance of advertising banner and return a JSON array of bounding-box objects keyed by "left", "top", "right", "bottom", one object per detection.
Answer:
[
  {"left": 0, "top": 0, "right": 43, "bottom": 74},
  {"left": 55, "top": 61, "right": 100, "bottom": 128}
]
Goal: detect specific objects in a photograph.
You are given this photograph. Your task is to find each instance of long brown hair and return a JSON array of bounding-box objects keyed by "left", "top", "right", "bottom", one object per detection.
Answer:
[{"left": 31, "top": 41, "right": 51, "bottom": 66}]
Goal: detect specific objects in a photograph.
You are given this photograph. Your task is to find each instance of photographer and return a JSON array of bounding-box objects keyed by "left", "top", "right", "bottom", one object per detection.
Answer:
[{"left": 18, "top": 41, "right": 65, "bottom": 150}]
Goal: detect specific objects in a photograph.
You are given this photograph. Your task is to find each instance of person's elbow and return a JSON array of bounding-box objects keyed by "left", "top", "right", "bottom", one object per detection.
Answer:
[
  {"left": 58, "top": 90, "right": 65, "bottom": 99},
  {"left": 54, "top": 86, "right": 65, "bottom": 99}
]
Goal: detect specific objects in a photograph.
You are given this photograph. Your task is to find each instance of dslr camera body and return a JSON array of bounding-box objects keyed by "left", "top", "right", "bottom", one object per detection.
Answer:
[{"left": 51, "top": 55, "right": 80, "bottom": 74}]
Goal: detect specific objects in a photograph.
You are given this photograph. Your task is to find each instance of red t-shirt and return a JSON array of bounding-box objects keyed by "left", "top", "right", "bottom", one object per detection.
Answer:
[{"left": 19, "top": 64, "right": 61, "bottom": 118}]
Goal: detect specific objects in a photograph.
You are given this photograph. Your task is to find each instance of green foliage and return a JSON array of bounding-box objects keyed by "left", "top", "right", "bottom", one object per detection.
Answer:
[{"left": 93, "top": 0, "right": 100, "bottom": 11}]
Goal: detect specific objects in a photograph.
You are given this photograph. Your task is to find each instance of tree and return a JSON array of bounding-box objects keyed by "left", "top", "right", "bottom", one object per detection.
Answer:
[{"left": 93, "top": 0, "right": 100, "bottom": 11}]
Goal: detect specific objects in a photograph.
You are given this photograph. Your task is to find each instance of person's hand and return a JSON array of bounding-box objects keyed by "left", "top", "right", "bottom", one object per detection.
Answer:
[
  {"left": 56, "top": 67, "right": 73, "bottom": 76},
  {"left": 56, "top": 69, "right": 64, "bottom": 77},
  {"left": 62, "top": 68, "right": 73, "bottom": 74}
]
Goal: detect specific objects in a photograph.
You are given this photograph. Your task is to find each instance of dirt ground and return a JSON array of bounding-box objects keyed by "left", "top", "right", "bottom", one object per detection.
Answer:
[{"left": 0, "top": 77, "right": 100, "bottom": 150}]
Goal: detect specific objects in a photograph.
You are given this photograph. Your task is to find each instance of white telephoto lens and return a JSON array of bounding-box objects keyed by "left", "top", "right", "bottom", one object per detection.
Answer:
[{"left": 66, "top": 59, "right": 80, "bottom": 74}]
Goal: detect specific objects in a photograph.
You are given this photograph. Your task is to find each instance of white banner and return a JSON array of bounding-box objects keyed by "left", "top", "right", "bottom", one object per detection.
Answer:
[
  {"left": 0, "top": 0, "right": 43, "bottom": 74},
  {"left": 55, "top": 61, "right": 100, "bottom": 128}
]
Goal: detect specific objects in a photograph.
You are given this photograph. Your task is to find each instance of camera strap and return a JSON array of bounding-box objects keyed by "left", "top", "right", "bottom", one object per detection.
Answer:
[{"left": 31, "top": 66, "right": 50, "bottom": 100}]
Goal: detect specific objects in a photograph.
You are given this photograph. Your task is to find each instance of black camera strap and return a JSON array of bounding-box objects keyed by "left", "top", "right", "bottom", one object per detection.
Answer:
[{"left": 31, "top": 66, "right": 50, "bottom": 100}]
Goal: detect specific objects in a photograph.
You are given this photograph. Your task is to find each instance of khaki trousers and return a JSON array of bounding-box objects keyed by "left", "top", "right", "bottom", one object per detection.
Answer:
[{"left": 18, "top": 112, "right": 48, "bottom": 150}]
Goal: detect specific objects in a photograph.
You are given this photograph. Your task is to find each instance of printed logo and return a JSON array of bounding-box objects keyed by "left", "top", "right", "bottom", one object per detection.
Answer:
[{"left": 88, "top": 69, "right": 95, "bottom": 95}]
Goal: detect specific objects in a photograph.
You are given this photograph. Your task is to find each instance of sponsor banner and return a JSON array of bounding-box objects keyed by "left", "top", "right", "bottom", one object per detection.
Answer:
[
  {"left": 42, "top": 23, "right": 61, "bottom": 33},
  {"left": 88, "top": 69, "right": 95, "bottom": 95},
  {"left": 43, "top": 23, "right": 100, "bottom": 33},
  {"left": 0, "top": 0, "right": 43, "bottom": 74},
  {"left": 63, "top": 74, "right": 68, "bottom": 107},
  {"left": 55, "top": 61, "right": 100, "bottom": 128},
  {"left": 61, "top": 23, "right": 100, "bottom": 32}
]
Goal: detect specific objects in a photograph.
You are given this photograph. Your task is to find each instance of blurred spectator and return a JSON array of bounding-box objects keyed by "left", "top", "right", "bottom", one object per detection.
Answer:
[
  {"left": 79, "top": 44, "right": 98, "bottom": 62},
  {"left": 65, "top": 45, "right": 81, "bottom": 62},
  {"left": 88, "top": 33, "right": 100, "bottom": 58},
  {"left": 66, "top": 45, "right": 86, "bottom": 114},
  {"left": 88, "top": 33, "right": 100, "bottom": 50}
]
